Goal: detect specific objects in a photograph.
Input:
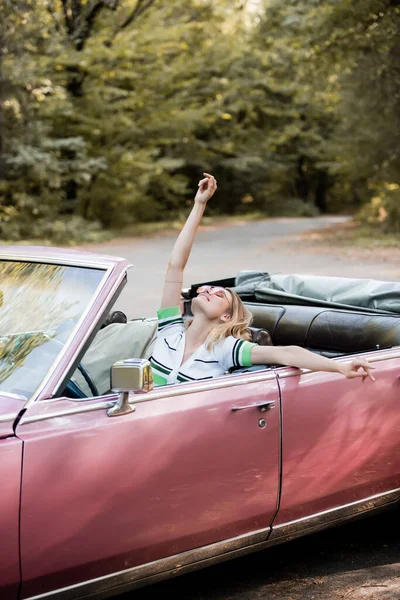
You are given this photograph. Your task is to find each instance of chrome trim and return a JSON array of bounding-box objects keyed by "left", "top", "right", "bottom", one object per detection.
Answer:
[
  {"left": 0, "top": 392, "right": 28, "bottom": 402},
  {"left": 124, "top": 370, "right": 278, "bottom": 405},
  {"left": 17, "top": 345, "right": 400, "bottom": 424},
  {"left": 25, "top": 527, "right": 272, "bottom": 600},
  {"left": 0, "top": 413, "right": 19, "bottom": 423},
  {"left": 355, "top": 348, "right": 400, "bottom": 362},
  {"left": 19, "top": 345, "right": 400, "bottom": 423},
  {"left": 0, "top": 251, "right": 118, "bottom": 270},
  {"left": 107, "top": 392, "right": 135, "bottom": 417},
  {"left": 231, "top": 400, "right": 276, "bottom": 412},
  {"left": 269, "top": 487, "right": 400, "bottom": 542},
  {"left": 19, "top": 371, "right": 279, "bottom": 425},
  {"left": 23, "top": 488, "right": 400, "bottom": 600},
  {"left": 23, "top": 266, "right": 128, "bottom": 409},
  {"left": 21, "top": 400, "right": 116, "bottom": 424}
]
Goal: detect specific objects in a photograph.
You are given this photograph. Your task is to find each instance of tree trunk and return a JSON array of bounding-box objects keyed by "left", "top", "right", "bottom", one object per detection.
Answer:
[
  {"left": 58, "top": 0, "right": 156, "bottom": 208},
  {"left": 295, "top": 156, "right": 308, "bottom": 200},
  {"left": 315, "top": 170, "right": 328, "bottom": 212}
]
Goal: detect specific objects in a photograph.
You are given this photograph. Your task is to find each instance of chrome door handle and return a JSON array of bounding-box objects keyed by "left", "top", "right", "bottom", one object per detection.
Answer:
[{"left": 231, "top": 400, "right": 276, "bottom": 412}]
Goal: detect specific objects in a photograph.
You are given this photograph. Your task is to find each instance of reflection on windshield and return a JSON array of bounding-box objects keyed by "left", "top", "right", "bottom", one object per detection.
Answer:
[{"left": 0, "top": 261, "right": 105, "bottom": 399}]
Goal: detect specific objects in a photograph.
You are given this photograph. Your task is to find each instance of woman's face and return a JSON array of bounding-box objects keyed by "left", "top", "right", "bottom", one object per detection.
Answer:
[{"left": 192, "top": 286, "right": 232, "bottom": 321}]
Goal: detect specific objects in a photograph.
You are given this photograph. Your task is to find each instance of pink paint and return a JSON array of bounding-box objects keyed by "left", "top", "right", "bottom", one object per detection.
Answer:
[
  {"left": 18, "top": 377, "right": 281, "bottom": 597},
  {"left": 0, "top": 438, "right": 23, "bottom": 600},
  {"left": 274, "top": 354, "right": 400, "bottom": 525},
  {"left": 0, "top": 394, "right": 26, "bottom": 438}
]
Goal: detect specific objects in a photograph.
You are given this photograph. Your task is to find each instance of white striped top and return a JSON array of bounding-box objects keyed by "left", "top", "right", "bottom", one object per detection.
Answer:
[{"left": 150, "top": 306, "right": 256, "bottom": 386}]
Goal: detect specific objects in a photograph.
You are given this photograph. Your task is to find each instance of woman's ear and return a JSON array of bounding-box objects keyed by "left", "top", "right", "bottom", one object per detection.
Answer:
[{"left": 220, "top": 312, "right": 231, "bottom": 323}]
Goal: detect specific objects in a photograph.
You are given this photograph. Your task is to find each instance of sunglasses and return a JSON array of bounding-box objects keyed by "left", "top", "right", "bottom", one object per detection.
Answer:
[{"left": 196, "top": 285, "right": 229, "bottom": 300}]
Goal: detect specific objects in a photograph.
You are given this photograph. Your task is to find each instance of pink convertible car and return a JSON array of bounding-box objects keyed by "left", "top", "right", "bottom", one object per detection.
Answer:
[{"left": 1, "top": 246, "right": 399, "bottom": 600}]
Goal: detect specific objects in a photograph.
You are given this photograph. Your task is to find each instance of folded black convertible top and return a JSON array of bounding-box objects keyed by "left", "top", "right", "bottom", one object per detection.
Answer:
[
  {"left": 232, "top": 271, "right": 400, "bottom": 314},
  {"left": 186, "top": 271, "right": 400, "bottom": 315}
]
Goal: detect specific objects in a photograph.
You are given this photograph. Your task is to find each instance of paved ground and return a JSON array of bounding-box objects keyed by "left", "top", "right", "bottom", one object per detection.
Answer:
[
  {"left": 122, "top": 511, "right": 399, "bottom": 600},
  {"left": 77, "top": 216, "right": 400, "bottom": 320},
  {"left": 78, "top": 216, "right": 400, "bottom": 600}
]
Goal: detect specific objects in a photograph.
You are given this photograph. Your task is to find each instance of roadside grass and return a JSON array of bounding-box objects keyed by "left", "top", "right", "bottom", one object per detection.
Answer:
[
  {"left": 0, "top": 212, "right": 268, "bottom": 246},
  {"left": 3, "top": 213, "right": 399, "bottom": 250},
  {"left": 301, "top": 219, "right": 400, "bottom": 250},
  {"left": 0, "top": 232, "right": 113, "bottom": 247},
  {"left": 112, "top": 211, "right": 268, "bottom": 239}
]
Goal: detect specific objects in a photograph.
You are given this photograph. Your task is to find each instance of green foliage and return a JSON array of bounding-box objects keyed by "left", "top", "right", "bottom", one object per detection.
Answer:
[
  {"left": 357, "top": 183, "right": 400, "bottom": 234},
  {"left": 1, "top": 0, "right": 400, "bottom": 241},
  {"left": 0, "top": 213, "right": 109, "bottom": 245}
]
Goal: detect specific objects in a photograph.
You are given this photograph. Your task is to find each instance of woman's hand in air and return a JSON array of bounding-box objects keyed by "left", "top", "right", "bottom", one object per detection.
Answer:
[
  {"left": 194, "top": 173, "right": 218, "bottom": 205},
  {"left": 338, "top": 358, "right": 376, "bottom": 381}
]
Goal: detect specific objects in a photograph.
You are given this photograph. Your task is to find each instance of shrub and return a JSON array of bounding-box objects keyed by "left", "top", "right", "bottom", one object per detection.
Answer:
[{"left": 358, "top": 184, "right": 400, "bottom": 235}]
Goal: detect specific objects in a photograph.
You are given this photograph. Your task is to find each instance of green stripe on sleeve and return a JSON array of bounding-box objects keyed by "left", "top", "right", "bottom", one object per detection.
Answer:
[
  {"left": 158, "top": 317, "right": 183, "bottom": 330},
  {"left": 234, "top": 339, "right": 244, "bottom": 366},
  {"left": 150, "top": 360, "right": 171, "bottom": 376},
  {"left": 240, "top": 341, "right": 256, "bottom": 367},
  {"left": 157, "top": 306, "right": 181, "bottom": 320},
  {"left": 152, "top": 371, "right": 168, "bottom": 386}
]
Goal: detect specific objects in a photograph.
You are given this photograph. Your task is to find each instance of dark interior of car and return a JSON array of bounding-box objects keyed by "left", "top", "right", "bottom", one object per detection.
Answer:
[{"left": 64, "top": 275, "right": 400, "bottom": 398}]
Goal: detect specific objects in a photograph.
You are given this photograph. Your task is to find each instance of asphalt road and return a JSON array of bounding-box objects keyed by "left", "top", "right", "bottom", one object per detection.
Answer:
[
  {"left": 78, "top": 215, "right": 400, "bottom": 320},
  {"left": 78, "top": 216, "right": 400, "bottom": 600},
  {"left": 120, "top": 511, "right": 399, "bottom": 600}
]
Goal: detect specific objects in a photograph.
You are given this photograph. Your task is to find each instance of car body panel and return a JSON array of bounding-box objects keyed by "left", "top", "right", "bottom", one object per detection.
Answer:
[
  {"left": 0, "top": 437, "right": 23, "bottom": 600},
  {"left": 274, "top": 351, "right": 400, "bottom": 525},
  {"left": 0, "top": 393, "right": 26, "bottom": 438},
  {"left": 17, "top": 374, "right": 281, "bottom": 598}
]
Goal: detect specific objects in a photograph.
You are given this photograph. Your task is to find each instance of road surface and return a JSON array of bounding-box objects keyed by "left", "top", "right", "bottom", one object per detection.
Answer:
[
  {"left": 78, "top": 216, "right": 399, "bottom": 600},
  {"left": 78, "top": 216, "right": 400, "bottom": 319}
]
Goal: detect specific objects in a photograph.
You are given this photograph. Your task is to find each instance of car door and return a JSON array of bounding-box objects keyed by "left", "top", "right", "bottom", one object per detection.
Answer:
[
  {"left": 272, "top": 350, "right": 400, "bottom": 535},
  {"left": 17, "top": 371, "right": 281, "bottom": 599}
]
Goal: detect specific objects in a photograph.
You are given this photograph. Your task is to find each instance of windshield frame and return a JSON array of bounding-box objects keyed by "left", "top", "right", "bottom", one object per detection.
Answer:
[{"left": 0, "top": 247, "right": 129, "bottom": 407}]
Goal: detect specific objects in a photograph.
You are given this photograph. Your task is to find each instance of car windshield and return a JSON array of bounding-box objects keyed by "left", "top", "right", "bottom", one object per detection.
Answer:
[{"left": 0, "top": 260, "right": 105, "bottom": 399}]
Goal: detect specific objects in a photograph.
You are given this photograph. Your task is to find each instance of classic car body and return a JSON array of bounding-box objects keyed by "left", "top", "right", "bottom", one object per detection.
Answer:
[{"left": 0, "top": 246, "right": 399, "bottom": 600}]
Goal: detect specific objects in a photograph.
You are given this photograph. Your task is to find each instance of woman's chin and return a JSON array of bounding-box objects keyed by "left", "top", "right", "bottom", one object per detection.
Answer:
[
  {"left": 192, "top": 295, "right": 207, "bottom": 308},
  {"left": 191, "top": 298, "right": 211, "bottom": 317}
]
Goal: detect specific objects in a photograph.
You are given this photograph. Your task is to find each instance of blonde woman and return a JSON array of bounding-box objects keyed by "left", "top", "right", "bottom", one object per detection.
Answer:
[{"left": 149, "top": 173, "right": 376, "bottom": 386}]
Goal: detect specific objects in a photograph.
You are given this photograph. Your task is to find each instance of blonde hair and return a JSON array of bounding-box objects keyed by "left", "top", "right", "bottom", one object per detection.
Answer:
[{"left": 186, "top": 289, "right": 253, "bottom": 350}]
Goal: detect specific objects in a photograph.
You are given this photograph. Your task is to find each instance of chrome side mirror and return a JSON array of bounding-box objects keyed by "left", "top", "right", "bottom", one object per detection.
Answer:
[{"left": 107, "top": 358, "right": 153, "bottom": 417}]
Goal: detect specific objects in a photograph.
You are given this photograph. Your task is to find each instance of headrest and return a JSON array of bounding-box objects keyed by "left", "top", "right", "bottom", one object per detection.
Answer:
[
  {"left": 101, "top": 310, "right": 127, "bottom": 329},
  {"left": 248, "top": 327, "right": 273, "bottom": 346}
]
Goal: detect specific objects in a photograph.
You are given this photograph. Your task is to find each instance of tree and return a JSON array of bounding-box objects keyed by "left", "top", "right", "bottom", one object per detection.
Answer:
[
  {"left": 256, "top": 0, "right": 400, "bottom": 227},
  {"left": 2, "top": 0, "right": 400, "bottom": 240}
]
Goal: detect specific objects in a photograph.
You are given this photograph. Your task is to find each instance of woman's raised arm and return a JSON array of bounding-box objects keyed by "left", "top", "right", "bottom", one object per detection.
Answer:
[{"left": 160, "top": 173, "right": 217, "bottom": 310}]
